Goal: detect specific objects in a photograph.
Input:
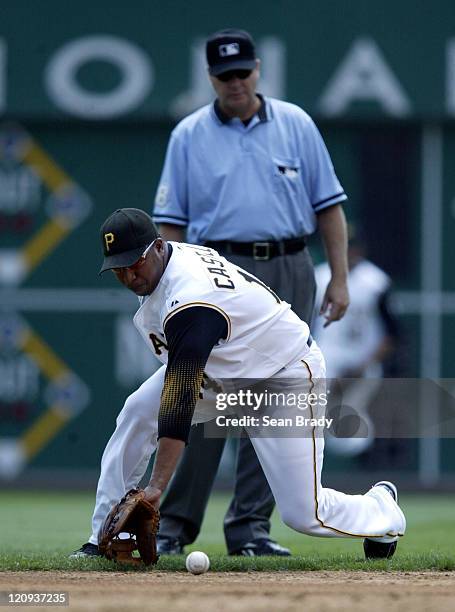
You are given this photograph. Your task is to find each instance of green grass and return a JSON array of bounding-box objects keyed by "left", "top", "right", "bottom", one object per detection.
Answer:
[{"left": 1, "top": 491, "right": 454, "bottom": 572}]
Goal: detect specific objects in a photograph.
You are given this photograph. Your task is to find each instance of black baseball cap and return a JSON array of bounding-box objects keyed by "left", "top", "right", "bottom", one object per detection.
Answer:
[
  {"left": 99, "top": 208, "right": 159, "bottom": 274},
  {"left": 206, "top": 29, "right": 256, "bottom": 76}
]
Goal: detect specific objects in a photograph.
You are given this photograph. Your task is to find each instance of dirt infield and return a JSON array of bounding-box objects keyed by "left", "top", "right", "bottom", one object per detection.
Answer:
[{"left": 1, "top": 571, "right": 454, "bottom": 612}]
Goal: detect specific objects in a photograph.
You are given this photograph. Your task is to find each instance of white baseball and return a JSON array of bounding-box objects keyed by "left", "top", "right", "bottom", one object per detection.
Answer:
[{"left": 185, "top": 551, "right": 210, "bottom": 574}]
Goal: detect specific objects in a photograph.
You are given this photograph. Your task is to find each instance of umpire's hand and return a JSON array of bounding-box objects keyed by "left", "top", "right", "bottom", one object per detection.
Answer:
[{"left": 319, "top": 278, "right": 350, "bottom": 327}]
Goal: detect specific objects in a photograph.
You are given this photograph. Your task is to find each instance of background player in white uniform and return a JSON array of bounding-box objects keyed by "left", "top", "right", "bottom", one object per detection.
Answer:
[
  {"left": 314, "top": 233, "right": 399, "bottom": 456},
  {"left": 72, "top": 209, "right": 405, "bottom": 560}
]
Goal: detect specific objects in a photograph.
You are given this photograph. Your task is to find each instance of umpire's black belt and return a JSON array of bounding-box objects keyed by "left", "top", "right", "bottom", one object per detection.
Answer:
[{"left": 204, "top": 236, "right": 306, "bottom": 261}]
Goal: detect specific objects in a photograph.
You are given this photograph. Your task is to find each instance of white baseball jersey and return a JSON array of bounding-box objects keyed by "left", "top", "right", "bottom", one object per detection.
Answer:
[
  {"left": 314, "top": 260, "right": 391, "bottom": 377},
  {"left": 133, "top": 242, "right": 312, "bottom": 379},
  {"left": 89, "top": 248, "right": 406, "bottom": 548}
]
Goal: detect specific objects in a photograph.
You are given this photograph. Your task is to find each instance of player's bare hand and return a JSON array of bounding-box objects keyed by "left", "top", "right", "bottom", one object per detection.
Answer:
[
  {"left": 319, "top": 279, "right": 350, "bottom": 327},
  {"left": 142, "top": 485, "right": 162, "bottom": 510}
]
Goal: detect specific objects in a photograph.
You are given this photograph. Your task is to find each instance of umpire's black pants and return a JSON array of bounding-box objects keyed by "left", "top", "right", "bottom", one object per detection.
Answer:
[{"left": 158, "top": 247, "right": 316, "bottom": 553}]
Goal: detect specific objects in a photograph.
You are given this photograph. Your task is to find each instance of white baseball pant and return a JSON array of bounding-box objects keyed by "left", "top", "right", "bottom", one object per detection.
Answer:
[{"left": 88, "top": 342, "right": 405, "bottom": 545}]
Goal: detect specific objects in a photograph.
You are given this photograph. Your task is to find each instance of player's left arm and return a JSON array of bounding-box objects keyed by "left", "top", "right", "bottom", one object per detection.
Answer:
[
  {"left": 317, "top": 204, "right": 350, "bottom": 326},
  {"left": 144, "top": 306, "right": 228, "bottom": 507}
]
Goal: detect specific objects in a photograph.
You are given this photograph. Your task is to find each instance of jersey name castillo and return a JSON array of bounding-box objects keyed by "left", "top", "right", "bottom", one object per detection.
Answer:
[{"left": 133, "top": 242, "right": 312, "bottom": 379}]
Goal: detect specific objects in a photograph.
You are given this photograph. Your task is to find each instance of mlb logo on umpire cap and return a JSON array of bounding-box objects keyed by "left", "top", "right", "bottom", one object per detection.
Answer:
[
  {"left": 206, "top": 28, "right": 256, "bottom": 76},
  {"left": 219, "top": 42, "right": 240, "bottom": 57}
]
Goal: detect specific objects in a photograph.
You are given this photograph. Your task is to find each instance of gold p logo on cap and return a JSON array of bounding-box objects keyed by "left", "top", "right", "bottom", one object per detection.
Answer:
[{"left": 104, "top": 232, "right": 114, "bottom": 252}]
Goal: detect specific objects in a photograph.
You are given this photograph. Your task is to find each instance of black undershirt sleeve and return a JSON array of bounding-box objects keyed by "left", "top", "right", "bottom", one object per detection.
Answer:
[{"left": 158, "top": 306, "right": 228, "bottom": 443}]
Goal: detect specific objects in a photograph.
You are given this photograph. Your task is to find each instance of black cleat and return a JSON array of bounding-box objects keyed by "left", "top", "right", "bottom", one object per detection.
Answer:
[
  {"left": 364, "top": 538, "right": 397, "bottom": 559},
  {"left": 364, "top": 481, "right": 399, "bottom": 560},
  {"left": 156, "top": 536, "right": 184, "bottom": 555},
  {"left": 230, "top": 538, "right": 291, "bottom": 557},
  {"left": 69, "top": 542, "right": 102, "bottom": 559}
]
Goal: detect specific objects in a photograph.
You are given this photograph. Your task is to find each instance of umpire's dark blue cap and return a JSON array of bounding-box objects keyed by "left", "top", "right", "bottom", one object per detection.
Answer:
[{"left": 206, "top": 29, "right": 256, "bottom": 76}]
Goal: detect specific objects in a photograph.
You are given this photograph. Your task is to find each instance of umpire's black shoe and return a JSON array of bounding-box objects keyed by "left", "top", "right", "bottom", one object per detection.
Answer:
[
  {"left": 69, "top": 542, "right": 102, "bottom": 558},
  {"left": 230, "top": 538, "right": 291, "bottom": 557},
  {"left": 364, "top": 481, "right": 400, "bottom": 560},
  {"left": 156, "top": 536, "right": 184, "bottom": 555}
]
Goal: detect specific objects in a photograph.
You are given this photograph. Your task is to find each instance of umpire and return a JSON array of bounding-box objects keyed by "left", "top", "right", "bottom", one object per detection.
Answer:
[{"left": 152, "top": 28, "right": 349, "bottom": 556}]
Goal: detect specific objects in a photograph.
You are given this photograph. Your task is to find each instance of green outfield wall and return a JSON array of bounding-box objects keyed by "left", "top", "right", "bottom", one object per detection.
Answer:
[{"left": 0, "top": 0, "right": 454, "bottom": 486}]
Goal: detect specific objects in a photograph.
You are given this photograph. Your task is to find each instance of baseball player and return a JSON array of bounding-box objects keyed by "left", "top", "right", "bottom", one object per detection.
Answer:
[{"left": 72, "top": 208, "right": 405, "bottom": 560}]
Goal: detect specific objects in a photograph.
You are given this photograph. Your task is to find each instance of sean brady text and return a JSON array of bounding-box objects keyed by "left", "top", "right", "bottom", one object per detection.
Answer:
[{"left": 215, "top": 415, "right": 333, "bottom": 428}]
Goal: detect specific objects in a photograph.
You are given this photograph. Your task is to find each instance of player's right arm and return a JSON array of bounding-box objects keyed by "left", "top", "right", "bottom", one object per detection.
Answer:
[
  {"left": 144, "top": 439, "right": 185, "bottom": 509},
  {"left": 144, "top": 306, "right": 228, "bottom": 506}
]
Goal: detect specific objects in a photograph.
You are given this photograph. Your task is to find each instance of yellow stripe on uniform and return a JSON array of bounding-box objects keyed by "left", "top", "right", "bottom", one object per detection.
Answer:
[
  {"left": 21, "top": 405, "right": 69, "bottom": 459},
  {"left": 22, "top": 141, "right": 72, "bottom": 192},
  {"left": 22, "top": 329, "right": 69, "bottom": 380},
  {"left": 301, "top": 359, "right": 394, "bottom": 539}
]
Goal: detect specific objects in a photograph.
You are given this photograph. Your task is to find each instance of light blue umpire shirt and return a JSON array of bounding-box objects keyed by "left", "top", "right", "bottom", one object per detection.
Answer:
[{"left": 153, "top": 95, "right": 347, "bottom": 243}]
